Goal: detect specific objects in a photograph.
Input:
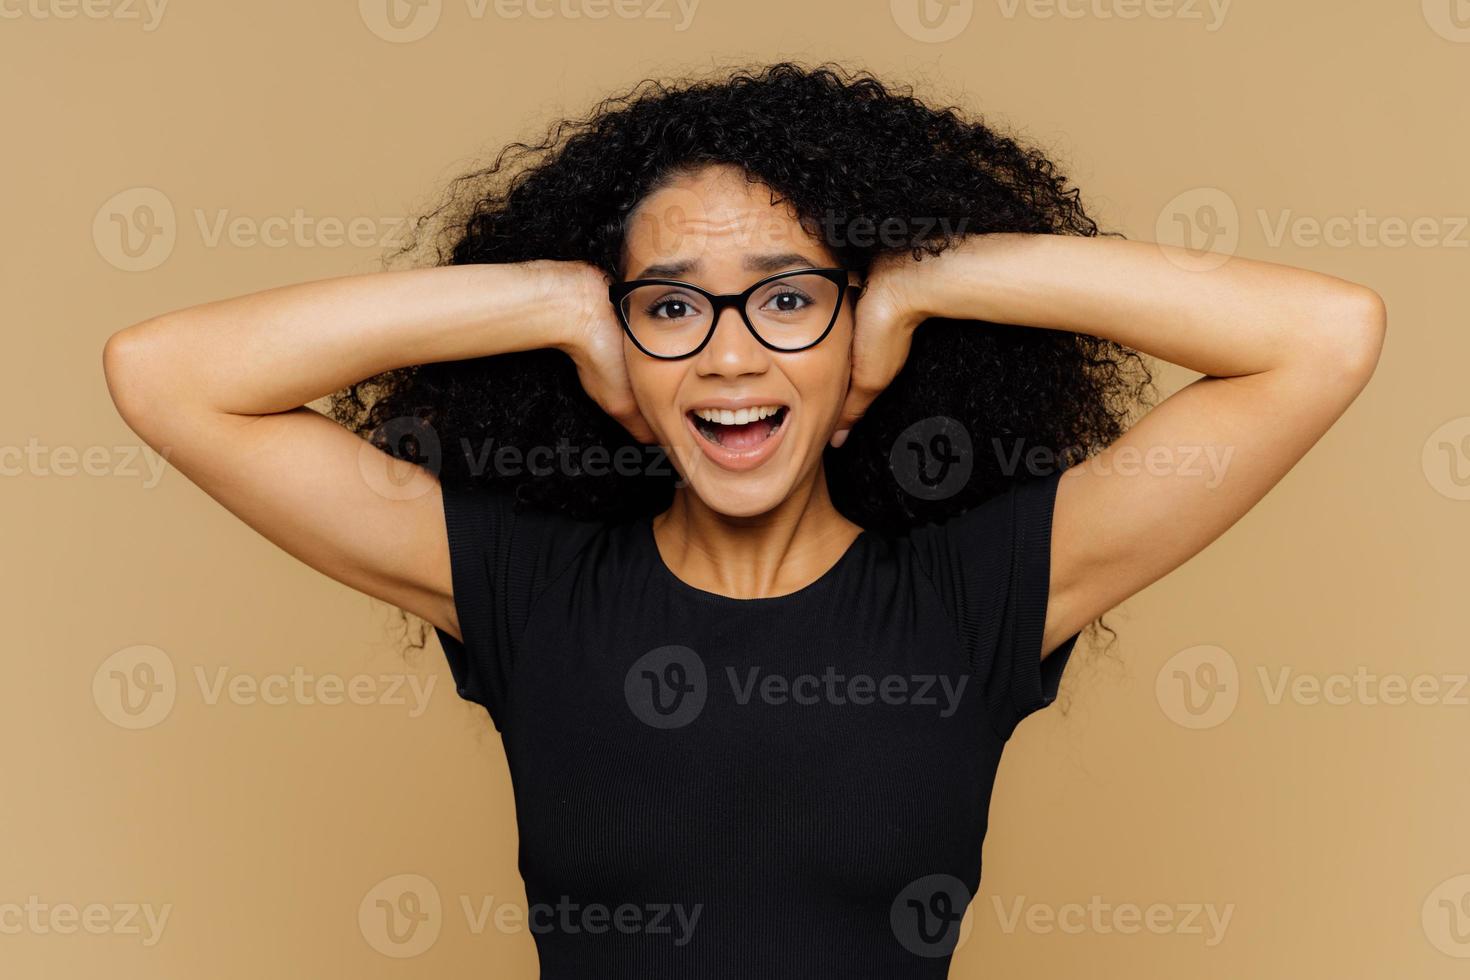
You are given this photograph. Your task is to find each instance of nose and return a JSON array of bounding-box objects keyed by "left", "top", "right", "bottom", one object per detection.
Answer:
[{"left": 692, "top": 304, "right": 769, "bottom": 378}]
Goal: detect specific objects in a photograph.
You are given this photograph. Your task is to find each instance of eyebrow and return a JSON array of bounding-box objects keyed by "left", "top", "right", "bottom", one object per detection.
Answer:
[{"left": 631, "top": 251, "right": 822, "bottom": 281}]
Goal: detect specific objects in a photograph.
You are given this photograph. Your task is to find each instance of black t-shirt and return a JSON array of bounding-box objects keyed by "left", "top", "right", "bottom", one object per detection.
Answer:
[{"left": 434, "top": 468, "right": 1079, "bottom": 979}]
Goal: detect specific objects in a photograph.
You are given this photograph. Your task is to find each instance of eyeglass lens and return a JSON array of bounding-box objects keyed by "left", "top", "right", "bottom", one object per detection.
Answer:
[{"left": 618, "top": 272, "right": 842, "bottom": 357}]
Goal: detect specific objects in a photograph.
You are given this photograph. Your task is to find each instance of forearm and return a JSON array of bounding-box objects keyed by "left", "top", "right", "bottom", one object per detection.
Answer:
[
  {"left": 908, "top": 233, "right": 1385, "bottom": 378},
  {"left": 103, "top": 261, "right": 580, "bottom": 421}
]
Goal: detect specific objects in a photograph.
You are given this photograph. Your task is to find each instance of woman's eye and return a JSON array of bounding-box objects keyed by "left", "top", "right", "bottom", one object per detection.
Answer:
[
  {"left": 761, "top": 289, "right": 812, "bottom": 313},
  {"left": 646, "top": 296, "right": 697, "bottom": 319}
]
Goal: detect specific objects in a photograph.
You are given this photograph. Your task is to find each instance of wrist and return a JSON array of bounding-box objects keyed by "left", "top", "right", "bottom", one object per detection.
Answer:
[
  {"left": 524, "top": 259, "right": 602, "bottom": 357},
  {"left": 866, "top": 253, "right": 930, "bottom": 334},
  {"left": 920, "top": 233, "right": 1040, "bottom": 324}
]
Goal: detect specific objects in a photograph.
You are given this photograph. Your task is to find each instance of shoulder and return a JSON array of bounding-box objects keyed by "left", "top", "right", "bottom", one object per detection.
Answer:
[
  {"left": 903, "top": 467, "right": 1070, "bottom": 555},
  {"left": 894, "top": 467, "right": 1072, "bottom": 647},
  {"left": 439, "top": 481, "right": 611, "bottom": 578}
]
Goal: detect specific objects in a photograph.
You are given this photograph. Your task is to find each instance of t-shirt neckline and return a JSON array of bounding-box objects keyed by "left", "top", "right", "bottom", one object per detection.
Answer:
[{"left": 639, "top": 516, "right": 869, "bottom": 604}]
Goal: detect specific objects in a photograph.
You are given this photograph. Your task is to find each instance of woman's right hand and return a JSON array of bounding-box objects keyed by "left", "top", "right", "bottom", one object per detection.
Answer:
[{"left": 541, "top": 260, "right": 657, "bottom": 445}]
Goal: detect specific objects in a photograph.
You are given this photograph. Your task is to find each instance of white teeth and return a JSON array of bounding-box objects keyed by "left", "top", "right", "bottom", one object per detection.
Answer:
[{"left": 692, "top": 405, "right": 783, "bottom": 425}]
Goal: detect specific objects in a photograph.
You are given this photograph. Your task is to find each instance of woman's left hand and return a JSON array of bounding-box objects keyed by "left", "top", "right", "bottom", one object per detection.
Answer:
[{"left": 830, "top": 253, "right": 928, "bottom": 448}]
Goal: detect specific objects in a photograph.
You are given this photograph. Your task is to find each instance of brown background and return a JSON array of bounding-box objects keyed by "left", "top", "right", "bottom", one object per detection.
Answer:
[{"left": 4, "top": 0, "right": 1468, "bottom": 976}]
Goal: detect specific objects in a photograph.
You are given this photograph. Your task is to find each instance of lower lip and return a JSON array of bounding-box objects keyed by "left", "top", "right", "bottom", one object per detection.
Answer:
[{"left": 684, "top": 410, "right": 790, "bottom": 473}]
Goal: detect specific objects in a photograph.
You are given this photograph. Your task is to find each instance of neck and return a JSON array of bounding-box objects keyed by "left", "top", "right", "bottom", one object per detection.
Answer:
[{"left": 650, "top": 464, "right": 864, "bottom": 599}]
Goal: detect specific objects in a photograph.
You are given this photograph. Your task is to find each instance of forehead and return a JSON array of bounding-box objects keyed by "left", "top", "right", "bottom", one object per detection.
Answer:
[{"left": 620, "top": 165, "right": 835, "bottom": 278}]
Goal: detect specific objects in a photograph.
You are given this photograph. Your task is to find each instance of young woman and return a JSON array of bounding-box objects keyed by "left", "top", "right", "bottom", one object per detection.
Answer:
[{"left": 102, "top": 64, "right": 1385, "bottom": 978}]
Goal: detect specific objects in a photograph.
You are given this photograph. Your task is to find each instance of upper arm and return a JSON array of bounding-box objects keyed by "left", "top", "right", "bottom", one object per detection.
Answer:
[
  {"left": 1042, "top": 288, "right": 1387, "bottom": 652},
  {"left": 104, "top": 332, "right": 458, "bottom": 637}
]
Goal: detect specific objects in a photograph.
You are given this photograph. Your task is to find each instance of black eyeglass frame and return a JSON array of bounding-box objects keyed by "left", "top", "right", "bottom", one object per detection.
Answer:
[{"left": 607, "top": 267, "right": 865, "bottom": 360}]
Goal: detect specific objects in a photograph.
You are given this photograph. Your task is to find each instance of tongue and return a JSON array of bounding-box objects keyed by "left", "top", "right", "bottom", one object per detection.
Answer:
[{"left": 714, "top": 417, "right": 775, "bottom": 450}]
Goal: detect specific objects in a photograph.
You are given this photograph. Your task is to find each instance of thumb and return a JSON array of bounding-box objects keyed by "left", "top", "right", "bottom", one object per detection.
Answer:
[
  {"left": 831, "top": 320, "right": 916, "bottom": 449},
  {"left": 829, "top": 386, "right": 875, "bottom": 449},
  {"left": 622, "top": 411, "right": 658, "bottom": 446}
]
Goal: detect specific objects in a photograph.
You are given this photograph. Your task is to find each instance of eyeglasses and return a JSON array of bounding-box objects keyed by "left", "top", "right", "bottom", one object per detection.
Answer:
[{"left": 608, "top": 267, "right": 864, "bottom": 360}]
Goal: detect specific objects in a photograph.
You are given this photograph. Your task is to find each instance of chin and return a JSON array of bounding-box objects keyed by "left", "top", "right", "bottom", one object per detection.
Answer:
[{"left": 682, "top": 470, "right": 798, "bottom": 519}]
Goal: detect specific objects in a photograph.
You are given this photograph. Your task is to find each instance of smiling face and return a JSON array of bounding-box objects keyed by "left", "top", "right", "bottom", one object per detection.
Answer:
[{"left": 618, "top": 164, "right": 856, "bottom": 519}]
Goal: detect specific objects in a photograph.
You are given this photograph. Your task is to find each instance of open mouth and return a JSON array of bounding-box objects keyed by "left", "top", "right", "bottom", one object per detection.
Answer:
[{"left": 687, "top": 405, "right": 789, "bottom": 451}]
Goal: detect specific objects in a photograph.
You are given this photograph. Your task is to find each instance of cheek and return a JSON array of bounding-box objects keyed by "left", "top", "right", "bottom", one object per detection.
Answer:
[
  {"left": 625, "top": 359, "right": 685, "bottom": 426},
  {"left": 791, "top": 345, "right": 854, "bottom": 422}
]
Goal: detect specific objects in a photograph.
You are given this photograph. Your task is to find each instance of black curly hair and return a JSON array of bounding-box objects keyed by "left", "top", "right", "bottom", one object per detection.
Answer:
[{"left": 329, "top": 61, "right": 1153, "bottom": 656}]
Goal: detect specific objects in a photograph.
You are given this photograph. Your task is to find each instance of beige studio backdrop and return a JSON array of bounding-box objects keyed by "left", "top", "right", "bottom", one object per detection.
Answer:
[{"left": 3, "top": 1, "right": 1468, "bottom": 977}]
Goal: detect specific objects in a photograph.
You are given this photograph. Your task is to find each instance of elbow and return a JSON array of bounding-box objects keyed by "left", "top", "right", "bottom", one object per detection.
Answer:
[
  {"left": 103, "top": 320, "right": 169, "bottom": 427},
  {"left": 1328, "top": 285, "right": 1381, "bottom": 382},
  {"left": 1309, "top": 284, "right": 1388, "bottom": 385}
]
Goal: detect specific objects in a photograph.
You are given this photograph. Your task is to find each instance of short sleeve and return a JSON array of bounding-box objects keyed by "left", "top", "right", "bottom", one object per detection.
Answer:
[
  {"left": 432, "top": 482, "right": 599, "bottom": 732},
  {"left": 908, "top": 467, "right": 1080, "bottom": 741}
]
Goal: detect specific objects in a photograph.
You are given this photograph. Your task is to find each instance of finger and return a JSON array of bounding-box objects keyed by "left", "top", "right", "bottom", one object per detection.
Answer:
[
  {"left": 830, "top": 386, "right": 876, "bottom": 449},
  {"left": 831, "top": 328, "right": 914, "bottom": 448},
  {"left": 602, "top": 395, "right": 656, "bottom": 445},
  {"left": 603, "top": 400, "right": 653, "bottom": 444},
  {"left": 621, "top": 412, "right": 658, "bottom": 446}
]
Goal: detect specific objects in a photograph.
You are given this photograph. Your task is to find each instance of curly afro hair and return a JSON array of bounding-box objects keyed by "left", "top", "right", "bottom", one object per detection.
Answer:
[{"left": 329, "top": 61, "right": 1153, "bottom": 550}]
